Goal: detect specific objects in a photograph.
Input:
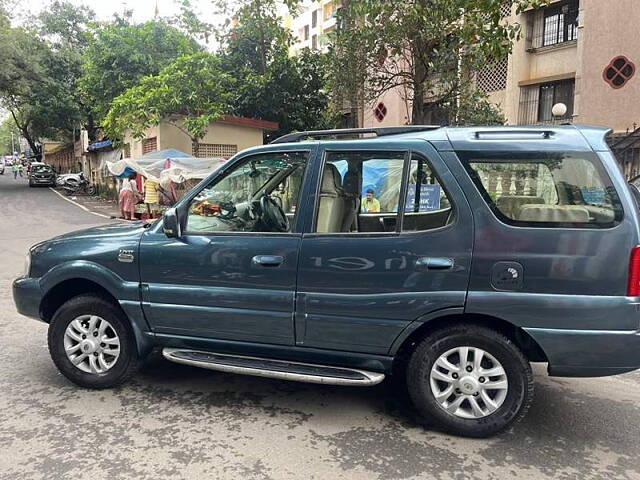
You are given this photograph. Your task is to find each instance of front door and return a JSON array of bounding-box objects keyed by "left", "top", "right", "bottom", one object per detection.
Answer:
[
  {"left": 140, "top": 149, "right": 313, "bottom": 345},
  {"left": 295, "top": 142, "right": 473, "bottom": 354}
]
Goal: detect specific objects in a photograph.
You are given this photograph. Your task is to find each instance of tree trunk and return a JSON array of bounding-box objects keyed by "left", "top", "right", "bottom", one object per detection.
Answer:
[
  {"left": 191, "top": 138, "right": 199, "bottom": 158},
  {"left": 10, "top": 110, "right": 41, "bottom": 160},
  {"left": 411, "top": 59, "right": 427, "bottom": 125}
]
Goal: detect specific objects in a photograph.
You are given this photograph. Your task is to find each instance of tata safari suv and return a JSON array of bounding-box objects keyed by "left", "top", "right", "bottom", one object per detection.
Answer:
[{"left": 13, "top": 125, "right": 640, "bottom": 437}]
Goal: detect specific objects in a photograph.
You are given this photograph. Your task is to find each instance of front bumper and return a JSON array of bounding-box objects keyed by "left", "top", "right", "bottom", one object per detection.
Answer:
[
  {"left": 31, "top": 177, "right": 55, "bottom": 184},
  {"left": 12, "top": 277, "right": 43, "bottom": 320},
  {"left": 525, "top": 327, "right": 640, "bottom": 377}
]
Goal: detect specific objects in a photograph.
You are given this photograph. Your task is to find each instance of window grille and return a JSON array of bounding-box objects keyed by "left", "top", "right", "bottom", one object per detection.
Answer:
[
  {"left": 123, "top": 143, "right": 131, "bottom": 158},
  {"left": 477, "top": 58, "right": 508, "bottom": 93},
  {"left": 500, "top": 1, "right": 513, "bottom": 18},
  {"left": 518, "top": 79, "right": 574, "bottom": 124},
  {"left": 193, "top": 143, "right": 238, "bottom": 158},
  {"left": 142, "top": 137, "right": 157, "bottom": 154}
]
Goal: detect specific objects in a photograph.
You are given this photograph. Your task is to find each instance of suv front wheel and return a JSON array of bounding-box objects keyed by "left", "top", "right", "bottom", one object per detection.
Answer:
[
  {"left": 406, "top": 324, "right": 533, "bottom": 438},
  {"left": 48, "top": 294, "right": 141, "bottom": 389}
]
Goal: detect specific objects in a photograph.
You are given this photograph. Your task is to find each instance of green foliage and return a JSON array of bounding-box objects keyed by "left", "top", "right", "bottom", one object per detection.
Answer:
[
  {"left": 217, "top": 0, "right": 330, "bottom": 138},
  {"left": 0, "top": 22, "right": 84, "bottom": 157},
  {"left": 231, "top": 49, "right": 331, "bottom": 139},
  {"left": 331, "top": 0, "right": 547, "bottom": 125},
  {"left": 80, "top": 20, "right": 200, "bottom": 121},
  {"left": 103, "top": 52, "right": 235, "bottom": 144},
  {"left": 0, "top": 116, "right": 20, "bottom": 155}
]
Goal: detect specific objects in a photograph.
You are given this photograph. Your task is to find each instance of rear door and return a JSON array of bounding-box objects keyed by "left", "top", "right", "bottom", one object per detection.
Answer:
[{"left": 294, "top": 140, "right": 474, "bottom": 354}]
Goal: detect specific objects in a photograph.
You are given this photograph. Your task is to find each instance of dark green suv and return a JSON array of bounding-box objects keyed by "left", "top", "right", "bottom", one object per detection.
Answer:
[{"left": 13, "top": 125, "right": 640, "bottom": 437}]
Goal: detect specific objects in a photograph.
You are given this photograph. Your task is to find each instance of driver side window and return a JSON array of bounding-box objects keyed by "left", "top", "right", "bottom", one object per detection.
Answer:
[{"left": 186, "top": 151, "right": 309, "bottom": 234}]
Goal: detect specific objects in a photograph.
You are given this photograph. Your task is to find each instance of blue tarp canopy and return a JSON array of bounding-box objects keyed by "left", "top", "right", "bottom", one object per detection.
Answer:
[{"left": 140, "top": 148, "right": 190, "bottom": 160}]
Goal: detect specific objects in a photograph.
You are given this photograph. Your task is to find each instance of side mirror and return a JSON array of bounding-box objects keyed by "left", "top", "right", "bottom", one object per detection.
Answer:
[{"left": 163, "top": 208, "right": 181, "bottom": 238}]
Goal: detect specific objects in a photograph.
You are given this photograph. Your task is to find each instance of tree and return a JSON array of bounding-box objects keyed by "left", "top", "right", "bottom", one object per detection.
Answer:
[
  {"left": 0, "top": 25, "right": 82, "bottom": 158},
  {"left": 80, "top": 20, "right": 200, "bottom": 123},
  {"left": 217, "top": 0, "right": 330, "bottom": 138},
  {"left": 103, "top": 52, "right": 235, "bottom": 157},
  {"left": 331, "top": 0, "right": 546, "bottom": 125},
  {"left": 0, "top": 116, "right": 20, "bottom": 155}
]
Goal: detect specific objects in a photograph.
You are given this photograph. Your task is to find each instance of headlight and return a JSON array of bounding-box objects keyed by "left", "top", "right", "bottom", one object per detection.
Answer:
[{"left": 23, "top": 251, "right": 31, "bottom": 277}]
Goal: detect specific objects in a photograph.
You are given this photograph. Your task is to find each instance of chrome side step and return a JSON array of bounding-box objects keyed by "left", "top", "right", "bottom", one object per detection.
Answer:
[{"left": 162, "top": 348, "right": 385, "bottom": 387}]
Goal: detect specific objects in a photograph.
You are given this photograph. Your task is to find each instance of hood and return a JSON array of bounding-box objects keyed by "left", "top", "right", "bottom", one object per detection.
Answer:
[{"left": 48, "top": 221, "right": 149, "bottom": 243}]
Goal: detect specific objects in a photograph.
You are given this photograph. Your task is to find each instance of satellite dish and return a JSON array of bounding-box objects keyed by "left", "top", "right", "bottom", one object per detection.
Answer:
[{"left": 552, "top": 103, "right": 568, "bottom": 118}]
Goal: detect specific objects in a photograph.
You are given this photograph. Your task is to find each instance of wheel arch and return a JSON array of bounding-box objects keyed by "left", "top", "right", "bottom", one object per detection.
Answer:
[
  {"left": 40, "top": 278, "right": 154, "bottom": 357},
  {"left": 41, "top": 278, "right": 117, "bottom": 323},
  {"left": 391, "top": 312, "right": 549, "bottom": 365}
]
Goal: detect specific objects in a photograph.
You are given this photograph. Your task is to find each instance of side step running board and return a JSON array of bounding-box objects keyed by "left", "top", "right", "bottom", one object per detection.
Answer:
[{"left": 162, "top": 348, "right": 385, "bottom": 387}]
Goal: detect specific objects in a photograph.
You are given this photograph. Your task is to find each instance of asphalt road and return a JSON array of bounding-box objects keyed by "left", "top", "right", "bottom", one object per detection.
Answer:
[{"left": 1, "top": 172, "right": 639, "bottom": 480}]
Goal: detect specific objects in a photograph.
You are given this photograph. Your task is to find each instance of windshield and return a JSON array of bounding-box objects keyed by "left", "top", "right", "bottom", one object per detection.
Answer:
[{"left": 32, "top": 165, "right": 52, "bottom": 173}]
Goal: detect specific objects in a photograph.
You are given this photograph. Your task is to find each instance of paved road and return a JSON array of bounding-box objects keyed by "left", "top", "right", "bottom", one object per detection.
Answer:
[{"left": 1, "top": 172, "right": 639, "bottom": 480}]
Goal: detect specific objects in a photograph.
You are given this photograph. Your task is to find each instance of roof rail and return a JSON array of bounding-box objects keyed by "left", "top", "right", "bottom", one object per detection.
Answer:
[{"left": 270, "top": 126, "right": 440, "bottom": 144}]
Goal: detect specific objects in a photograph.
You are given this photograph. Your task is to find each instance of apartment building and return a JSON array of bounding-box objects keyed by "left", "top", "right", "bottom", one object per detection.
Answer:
[
  {"left": 289, "top": 0, "right": 640, "bottom": 176},
  {"left": 289, "top": 0, "right": 339, "bottom": 55}
]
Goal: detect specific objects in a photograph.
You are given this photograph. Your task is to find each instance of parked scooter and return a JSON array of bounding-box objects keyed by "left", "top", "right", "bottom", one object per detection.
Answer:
[{"left": 61, "top": 172, "right": 96, "bottom": 196}]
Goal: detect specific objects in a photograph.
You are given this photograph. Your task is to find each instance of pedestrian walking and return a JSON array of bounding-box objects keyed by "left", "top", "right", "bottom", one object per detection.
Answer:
[
  {"left": 12, "top": 162, "right": 19, "bottom": 179},
  {"left": 119, "top": 173, "right": 139, "bottom": 220}
]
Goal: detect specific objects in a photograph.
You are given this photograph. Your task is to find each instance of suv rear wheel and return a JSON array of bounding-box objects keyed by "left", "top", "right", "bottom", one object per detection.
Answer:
[
  {"left": 406, "top": 324, "right": 533, "bottom": 438},
  {"left": 48, "top": 294, "right": 140, "bottom": 389}
]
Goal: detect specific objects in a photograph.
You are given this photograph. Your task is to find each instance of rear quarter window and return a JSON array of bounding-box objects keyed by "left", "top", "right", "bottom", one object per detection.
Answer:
[{"left": 459, "top": 151, "right": 623, "bottom": 228}]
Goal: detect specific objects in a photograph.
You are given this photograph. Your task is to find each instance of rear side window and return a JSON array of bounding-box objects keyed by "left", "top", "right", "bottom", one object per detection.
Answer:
[{"left": 460, "top": 152, "right": 623, "bottom": 228}]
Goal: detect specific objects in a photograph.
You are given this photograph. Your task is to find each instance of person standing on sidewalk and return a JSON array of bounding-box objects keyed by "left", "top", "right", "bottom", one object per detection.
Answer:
[
  {"left": 118, "top": 173, "right": 139, "bottom": 220},
  {"left": 143, "top": 177, "right": 160, "bottom": 218}
]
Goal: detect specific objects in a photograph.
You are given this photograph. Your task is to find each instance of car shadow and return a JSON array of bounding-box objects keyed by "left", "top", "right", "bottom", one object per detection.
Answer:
[{"left": 132, "top": 352, "right": 640, "bottom": 479}]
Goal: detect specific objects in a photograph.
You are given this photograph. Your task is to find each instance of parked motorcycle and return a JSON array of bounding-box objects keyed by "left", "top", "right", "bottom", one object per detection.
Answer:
[{"left": 61, "top": 172, "right": 96, "bottom": 196}]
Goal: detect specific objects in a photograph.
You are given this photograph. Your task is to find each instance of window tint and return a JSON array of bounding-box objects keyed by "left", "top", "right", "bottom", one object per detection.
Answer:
[
  {"left": 187, "top": 151, "right": 308, "bottom": 234},
  {"left": 461, "top": 152, "right": 623, "bottom": 228},
  {"left": 316, "top": 151, "right": 404, "bottom": 233},
  {"left": 402, "top": 155, "right": 453, "bottom": 232}
]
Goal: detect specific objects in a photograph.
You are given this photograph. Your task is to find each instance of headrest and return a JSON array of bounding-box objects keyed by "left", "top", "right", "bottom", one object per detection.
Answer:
[
  {"left": 342, "top": 170, "right": 359, "bottom": 196},
  {"left": 321, "top": 164, "right": 343, "bottom": 194},
  {"left": 496, "top": 195, "right": 545, "bottom": 219}
]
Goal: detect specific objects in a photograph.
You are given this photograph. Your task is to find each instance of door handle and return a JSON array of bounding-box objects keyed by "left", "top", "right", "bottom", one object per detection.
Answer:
[
  {"left": 252, "top": 255, "right": 284, "bottom": 267},
  {"left": 415, "top": 257, "right": 454, "bottom": 270}
]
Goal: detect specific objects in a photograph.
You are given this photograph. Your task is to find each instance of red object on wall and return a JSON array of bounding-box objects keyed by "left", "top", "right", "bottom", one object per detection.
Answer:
[
  {"left": 374, "top": 102, "right": 388, "bottom": 122},
  {"left": 603, "top": 56, "right": 636, "bottom": 89}
]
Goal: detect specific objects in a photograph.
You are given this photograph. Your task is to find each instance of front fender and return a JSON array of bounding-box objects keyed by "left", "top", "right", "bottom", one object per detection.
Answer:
[{"left": 39, "top": 260, "right": 154, "bottom": 356}]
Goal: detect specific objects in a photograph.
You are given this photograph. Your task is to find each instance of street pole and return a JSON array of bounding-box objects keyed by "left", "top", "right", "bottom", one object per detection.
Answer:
[{"left": 11, "top": 131, "right": 15, "bottom": 155}]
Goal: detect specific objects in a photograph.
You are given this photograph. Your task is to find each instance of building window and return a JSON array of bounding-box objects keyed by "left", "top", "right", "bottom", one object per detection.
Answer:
[
  {"left": 373, "top": 102, "right": 387, "bottom": 122},
  {"left": 304, "top": 25, "right": 309, "bottom": 41},
  {"left": 323, "top": 2, "right": 334, "bottom": 21},
  {"left": 142, "top": 137, "right": 157, "bottom": 154},
  {"left": 123, "top": 143, "right": 131, "bottom": 158},
  {"left": 528, "top": 0, "right": 578, "bottom": 50},
  {"left": 312, "top": 9, "right": 318, "bottom": 28},
  {"left": 311, "top": 34, "right": 318, "bottom": 50},
  {"left": 193, "top": 143, "right": 238, "bottom": 158},
  {"left": 518, "top": 79, "right": 575, "bottom": 124}
]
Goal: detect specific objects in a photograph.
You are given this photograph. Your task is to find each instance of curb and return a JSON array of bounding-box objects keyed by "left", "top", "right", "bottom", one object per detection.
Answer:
[{"left": 48, "top": 187, "right": 119, "bottom": 220}]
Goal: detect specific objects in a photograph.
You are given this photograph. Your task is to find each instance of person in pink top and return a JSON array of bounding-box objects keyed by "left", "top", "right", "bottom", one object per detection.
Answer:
[{"left": 118, "top": 173, "right": 139, "bottom": 220}]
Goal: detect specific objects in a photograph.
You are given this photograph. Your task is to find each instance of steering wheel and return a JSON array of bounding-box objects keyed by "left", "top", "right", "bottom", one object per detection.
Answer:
[{"left": 260, "top": 194, "right": 289, "bottom": 232}]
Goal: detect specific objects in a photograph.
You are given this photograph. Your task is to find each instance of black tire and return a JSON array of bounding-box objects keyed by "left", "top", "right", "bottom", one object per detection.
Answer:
[
  {"left": 406, "top": 324, "right": 533, "bottom": 438},
  {"left": 48, "top": 294, "right": 141, "bottom": 389}
]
